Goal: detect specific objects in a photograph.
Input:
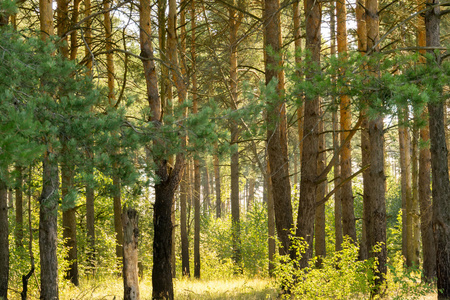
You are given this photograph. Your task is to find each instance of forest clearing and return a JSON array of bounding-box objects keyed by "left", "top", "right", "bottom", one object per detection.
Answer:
[{"left": 0, "top": 0, "right": 449, "bottom": 297}]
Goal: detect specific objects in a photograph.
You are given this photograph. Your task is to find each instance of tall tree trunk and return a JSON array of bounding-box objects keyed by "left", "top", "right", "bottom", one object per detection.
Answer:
[
  {"left": 39, "top": 1, "right": 59, "bottom": 297},
  {"left": 365, "top": 0, "right": 387, "bottom": 290},
  {"left": 39, "top": 153, "right": 60, "bottom": 300},
  {"left": 214, "top": 152, "right": 221, "bottom": 218},
  {"left": 229, "top": 3, "right": 242, "bottom": 270},
  {"left": 399, "top": 109, "right": 412, "bottom": 265},
  {"left": 86, "top": 161, "right": 95, "bottom": 273},
  {"left": 411, "top": 124, "right": 420, "bottom": 267},
  {"left": 296, "top": 0, "right": 321, "bottom": 267},
  {"left": 61, "top": 157, "right": 79, "bottom": 286},
  {"left": 356, "top": 0, "right": 368, "bottom": 260},
  {"left": 337, "top": 0, "right": 356, "bottom": 242},
  {"left": 247, "top": 177, "right": 255, "bottom": 211},
  {"left": 194, "top": 156, "right": 201, "bottom": 279},
  {"left": 315, "top": 118, "right": 326, "bottom": 264},
  {"left": 15, "top": 165, "right": 24, "bottom": 249},
  {"left": 203, "top": 164, "right": 211, "bottom": 211},
  {"left": 180, "top": 170, "right": 190, "bottom": 277},
  {"left": 122, "top": 207, "right": 140, "bottom": 300},
  {"left": 0, "top": 177, "right": 8, "bottom": 299},
  {"left": 330, "top": 2, "right": 343, "bottom": 253},
  {"left": 416, "top": 0, "right": 435, "bottom": 281},
  {"left": 419, "top": 109, "right": 435, "bottom": 281},
  {"left": 267, "top": 161, "right": 276, "bottom": 276},
  {"left": 426, "top": 0, "right": 449, "bottom": 295},
  {"left": 140, "top": 0, "right": 186, "bottom": 295},
  {"left": 264, "top": 0, "right": 294, "bottom": 258},
  {"left": 230, "top": 122, "right": 241, "bottom": 269}
]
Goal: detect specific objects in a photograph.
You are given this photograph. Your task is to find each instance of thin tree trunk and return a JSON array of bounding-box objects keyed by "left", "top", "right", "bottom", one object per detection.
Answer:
[
  {"left": 214, "top": 152, "right": 221, "bottom": 218},
  {"left": 296, "top": 0, "right": 321, "bottom": 267},
  {"left": 267, "top": 161, "right": 276, "bottom": 276},
  {"left": 337, "top": 0, "right": 356, "bottom": 242},
  {"left": 330, "top": 3, "right": 343, "bottom": 252},
  {"left": 62, "top": 158, "right": 79, "bottom": 286},
  {"left": 356, "top": 0, "right": 368, "bottom": 260},
  {"left": 113, "top": 175, "right": 123, "bottom": 261},
  {"left": 203, "top": 164, "right": 211, "bottom": 211},
  {"left": 194, "top": 157, "right": 201, "bottom": 278},
  {"left": 411, "top": 124, "right": 420, "bottom": 267},
  {"left": 122, "top": 207, "right": 140, "bottom": 300},
  {"left": 230, "top": 122, "right": 241, "bottom": 269},
  {"left": 315, "top": 119, "right": 326, "bottom": 265},
  {"left": 248, "top": 177, "right": 255, "bottom": 211},
  {"left": 399, "top": 109, "right": 412, "bottom": 265},
  {"left": 180, "top": 170, "right": 190, "bottom": 276},
  {"left": 15, "top": 165, "right": 24, "bottom": 249},
  {"left": 0, "top": 177, "right": 8, "bottom": 299}
]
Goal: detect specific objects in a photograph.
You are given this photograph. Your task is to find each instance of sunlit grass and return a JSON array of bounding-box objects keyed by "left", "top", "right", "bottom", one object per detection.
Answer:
[{"left": 58, "top": 276, "right": 278, "bottom": 299}]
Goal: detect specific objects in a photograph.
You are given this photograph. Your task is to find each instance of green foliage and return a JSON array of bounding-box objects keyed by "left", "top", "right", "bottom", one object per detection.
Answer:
[
  {"left": 274, "top": 238, "right": 376, "bottom": 299},
  {"left": 201, "top": 203, "right": 269, "bottom": 278},
  {"left": 386, "top": 252, "right": 435, "bottom": 300}
]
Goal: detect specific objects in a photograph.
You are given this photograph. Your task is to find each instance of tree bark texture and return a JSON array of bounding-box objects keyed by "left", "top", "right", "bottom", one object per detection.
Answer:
[
  {"left": 194, "top": 157, "right": 201, "bottom": 278},
  {"left": 39, "top": 153, "right": 59, "bottom": 300},
  {"left": 356, "top": 0, "right": 368, "bottom": 260},
  {"left": 122, "top": 207, "right": 140, "bottom": 300},
  {"left": 180, "top": 171, "right": 190, "bottom": 277},
  {"left": 15, "top": 165, "right": 24, "bottom": 249},
  {"left": 296, "top": 0, "right": 321, "bottom": 268},
  {"left": 230, "top": 122, "right": 241, "bottom": 269},
  {"left": 398, "top": 109, "right": 411, "bottom": 265},
  {"left": 315, "top": 118, "right": 326, "bottom": 263},
  {"left": 426, "top": 0, "right": 449, "bottom": 296},
  {"left": 113, "top": 175, "right": 123, "bottom": 261},
  {"left": 416, "top": 0, "right": 435, "bottom": 280},
  {"left": 214, "top": 153, "right": 221, "bottom": 218},
  {"left": 264, "top": 0, "right": 294, "bottom": 258},
  {"left": 337, "top": 0, "right": 356, "bottom": 243},
  {"left": 0, "top": 177, "right": 8, "bottom": 299},
  {"left": 267, "top": 161, "right": 276, "bottom": 276},
  {"left": 61, "top": 150, "right": 79, "bottom": 286}
]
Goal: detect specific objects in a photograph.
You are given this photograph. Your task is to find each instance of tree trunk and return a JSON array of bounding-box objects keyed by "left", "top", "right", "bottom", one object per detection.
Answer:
[
  {"left": 426, "top": 0, "right": 449, "bottom": 294},
  {"left": 315, "top": 118, "right": 326, "bottom": 264},
  {"left": 247, "top": 177, "right": 255, "bottom": 211},
  {"left": 267, "top": 161, "right": 276, "bottom": 276},
  {"left": 214, "top": 152, "right": 221, "bottom": 218},
  {"left": 122, "top": 207, "right": 140, "bottom": 300},
  {"left": 0, "top": 177, "right": 9, "bottom": 299},
  {"left": 330, "top": 3, "right": 343, "bottom": 253},
  {"left": 296, "top": 0, "right": 321, "bottom": 267},
  {"left": 411, "top": 124, "right": 420, "bottom": 267},
  {"left": 264, "top": 0, "right": 294, "bottom": 258},
  {"left": 15, "top": 165, "right": 24, "bottom": 249},
  {"left": 86, "top": 164, "right": 95, "bottom": 273},
  {"left": 39, "top": 153, "right": 60, "bottom": 300},
  {"left": 113, "top": 175, "right": 123, "bottom": 261},
  {"left": 230, "top": 122, "right": 241, "bottom": 269},
  {"left": 194, "top": 157, "right": 201, "bottom": 279},
  {"left": 365, "top": 0, "right": 387, "bottom": 289},
  {"left": 356, "top": 0, "right": 368, "bottom": 260},
  {"left": 337, "top": 0, "right": 356, "bottom": 242},
  {"left": 180, "top": 170, "right": 190, "bottom": 277},
  {"left": 203, "top": 164, "right": 211, "bottom": 212},
  {"left": 399, "top": 109, "right": 412, "bottom": 265},
  {"left": 416, "top": 0, "right": 436, "bottom": 281},
  {"left": 419, "top": 109, "right": 436, "bottom": 281}
]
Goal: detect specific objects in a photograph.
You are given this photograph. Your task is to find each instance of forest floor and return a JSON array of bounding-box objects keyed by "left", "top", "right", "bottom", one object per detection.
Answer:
[
  {"left": 58, "top": 276, "right": 439, "bottom": 299},
  {"left": 59, "top": 276, "right": 279, "bottom": 299}
]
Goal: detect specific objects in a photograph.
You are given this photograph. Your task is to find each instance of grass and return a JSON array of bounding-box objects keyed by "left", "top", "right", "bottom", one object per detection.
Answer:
[{"left": 58, "top": 276, "right": 279, "bottom": 300}]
